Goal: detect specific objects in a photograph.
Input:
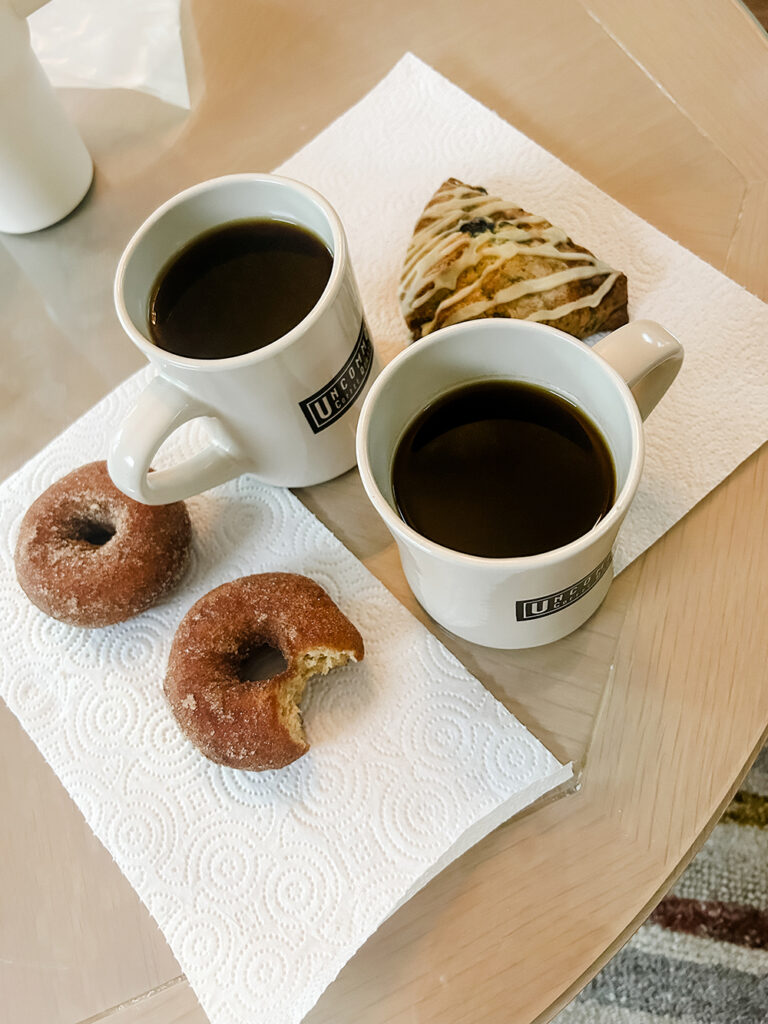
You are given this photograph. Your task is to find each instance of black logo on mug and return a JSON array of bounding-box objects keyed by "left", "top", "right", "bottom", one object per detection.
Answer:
[
  {"left": 515, "top": 553, "right": 613, "bottom": 621},
  {"left": 299, "top": 320, "right": 374, "bottom": 434}
]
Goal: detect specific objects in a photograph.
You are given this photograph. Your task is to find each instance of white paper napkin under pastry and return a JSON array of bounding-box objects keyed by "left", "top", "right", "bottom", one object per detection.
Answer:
[
  {"left": 2, "top": 53, "right": 768, "bottom": 1024},
  {"left": 277, "top": 54, "right": 768, "bottom": 573}
]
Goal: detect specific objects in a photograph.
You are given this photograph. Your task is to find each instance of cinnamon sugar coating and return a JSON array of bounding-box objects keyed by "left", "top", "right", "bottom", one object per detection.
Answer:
[
  {"left": 164, "top": 573, "right": 365, "bottom": 772},
  {"left": 14, "top": 461, "right": 191, "bottom": 627}
]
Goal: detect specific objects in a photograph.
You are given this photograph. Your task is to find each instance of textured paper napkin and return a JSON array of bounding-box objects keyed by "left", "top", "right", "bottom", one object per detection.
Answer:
[
  {"left": 0, "top": 378, "right": 570, "bottom": 1024},
  {"left": 277, "top": 54, "right": 768, "bottom": 573}
]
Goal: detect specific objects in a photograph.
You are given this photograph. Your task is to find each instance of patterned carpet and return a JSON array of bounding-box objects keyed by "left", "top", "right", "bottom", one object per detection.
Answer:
[{"left": 553, "top": 746, "right": 768, "bottom": 1024}]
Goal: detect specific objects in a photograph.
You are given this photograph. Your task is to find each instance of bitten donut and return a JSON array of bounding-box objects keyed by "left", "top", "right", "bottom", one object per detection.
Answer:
[
  {"left": 14, "top": 461, "right": 191, "bottom": 628},
  {"left": 164, "top": 573, "right": 365, "bottom": 771}
]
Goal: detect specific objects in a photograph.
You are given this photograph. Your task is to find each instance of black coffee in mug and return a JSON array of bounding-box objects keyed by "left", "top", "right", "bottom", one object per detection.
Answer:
[
  {"left": 391, "top": 379, "right": 615, "bottom": 558},
  {"left": 148, "top": 218, "right": 333, "bottom": 359}
]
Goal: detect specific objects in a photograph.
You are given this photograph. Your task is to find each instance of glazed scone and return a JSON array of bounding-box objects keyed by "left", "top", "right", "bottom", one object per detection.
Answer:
[{"left": 399, "top": 177, "right": 628, "bottom": 341}]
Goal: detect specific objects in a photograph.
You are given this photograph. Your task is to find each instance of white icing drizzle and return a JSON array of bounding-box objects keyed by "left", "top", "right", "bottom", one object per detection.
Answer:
[
  {"left": 525, "top": 269, "right": 619, "bottom": 323},
  {"left": 400, "top": 181, "right": 620, "bottom": 334}
]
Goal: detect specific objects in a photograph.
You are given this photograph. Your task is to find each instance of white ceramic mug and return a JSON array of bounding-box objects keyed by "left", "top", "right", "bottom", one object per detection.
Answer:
[
  {"left": 109, "top": 174, "right": 376, "bottom": 504},
  {"left": 356, "top": 318, "right": 683, "bottom": 649}
]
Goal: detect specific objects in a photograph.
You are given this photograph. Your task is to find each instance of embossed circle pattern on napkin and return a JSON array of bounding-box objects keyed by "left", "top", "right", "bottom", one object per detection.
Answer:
[{"left": 0, "top": 362, "right": 569, "bottom": 1024}]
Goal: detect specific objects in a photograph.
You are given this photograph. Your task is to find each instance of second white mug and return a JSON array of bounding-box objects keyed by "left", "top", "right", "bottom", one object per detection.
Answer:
[
  {"left": 356, "top": 317, "right": 683, "bottom": 649},
  {"left": 109, "top": 174, "right": 377, "bottom": 504}
]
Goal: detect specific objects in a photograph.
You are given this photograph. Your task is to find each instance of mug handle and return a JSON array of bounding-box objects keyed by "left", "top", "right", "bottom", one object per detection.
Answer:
[
  {"left": 107, "top": 375, "right": 244, "bottom": 504},
  {"left": 592, "top": 319, "right": 684, "bottom": 420}
]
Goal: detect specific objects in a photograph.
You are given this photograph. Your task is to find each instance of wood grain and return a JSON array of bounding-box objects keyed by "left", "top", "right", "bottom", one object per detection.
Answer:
[
  {"left": 579, "top": 0, "right": 768, "bottom": 180},
  {"left": 0, "top": 1, "right": 767, "bottom": 1023}
]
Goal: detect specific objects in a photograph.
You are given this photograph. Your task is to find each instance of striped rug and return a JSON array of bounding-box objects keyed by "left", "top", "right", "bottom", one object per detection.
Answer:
[{"left": 553, "top": 746, "right": 768, "bottom": 1024}]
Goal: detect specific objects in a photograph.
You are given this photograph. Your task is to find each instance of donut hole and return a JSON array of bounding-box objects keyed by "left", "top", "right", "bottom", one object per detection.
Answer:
[
  {"left": 69, "top": 517, "right": 117, "bottom": 547},
  {"left": 238, "top": 642, "right": 289, "bottom": 683},
  {"left": 236, "top": 640, "right": 307, "bottom": 749}
]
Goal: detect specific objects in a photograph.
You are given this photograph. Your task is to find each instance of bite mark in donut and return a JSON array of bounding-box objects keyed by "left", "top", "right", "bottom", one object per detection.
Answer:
[
  {"left": 164, "top": 573, "right": 365, "bottom": 771},
  {"left": 14, "top": 461, "right": 191, "bottom": 628}
]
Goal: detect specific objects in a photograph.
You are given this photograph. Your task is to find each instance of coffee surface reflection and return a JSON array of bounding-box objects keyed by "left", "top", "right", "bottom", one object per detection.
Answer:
[
  {"left": 148, "top": 218, "right": 333, "bottom": 359},
  {"left": 391, "top": 379, "right": 615, "bottom": 558}
]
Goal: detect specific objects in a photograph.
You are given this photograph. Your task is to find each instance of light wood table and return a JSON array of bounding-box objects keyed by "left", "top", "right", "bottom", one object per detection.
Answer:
[{"left": 2, "top": 2, "right": 768, "bottom": 1022}]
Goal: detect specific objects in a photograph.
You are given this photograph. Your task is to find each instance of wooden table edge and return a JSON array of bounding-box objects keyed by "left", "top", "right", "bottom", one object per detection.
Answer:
[{"left": 533, "top": 724, "right": 768, "bottom": 1023}]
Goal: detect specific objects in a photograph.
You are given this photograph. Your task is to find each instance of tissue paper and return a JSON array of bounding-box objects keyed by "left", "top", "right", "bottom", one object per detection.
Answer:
[
  {"left": 29, "top": 0, "right": 189, "bottom": 108},
  {"left": 276, "top": 54, "right": 768, "bottom": 572}
]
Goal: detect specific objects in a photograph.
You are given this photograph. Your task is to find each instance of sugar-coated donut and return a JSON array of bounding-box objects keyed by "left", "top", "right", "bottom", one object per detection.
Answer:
[
  {"left": 14, "top": 461, "right": 191, "bottom": 628},
  {"left": 164, "top": 573, "right": 365, "bottom": 771}
]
